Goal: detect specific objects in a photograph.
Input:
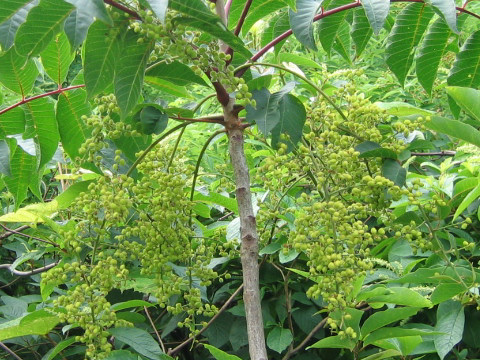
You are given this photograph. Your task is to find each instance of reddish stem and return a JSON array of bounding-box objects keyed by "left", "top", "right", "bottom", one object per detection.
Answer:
[
  {"left": 104, "top": 0, "right": 141, "bottom": 19},
  {"left": 0, "top": 85, "right": 85, "bottom": 116},
  {"left": 225, "top": 0, "right": 234, "bottom": 17},
  {"left": 234, "top": 0, "right": 254, "bottom": 36}
]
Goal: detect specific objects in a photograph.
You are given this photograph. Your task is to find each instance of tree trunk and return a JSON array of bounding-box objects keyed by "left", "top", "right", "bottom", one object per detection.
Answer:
[{"left": 224, "top": 100, "right": 268, "bottom": 360}]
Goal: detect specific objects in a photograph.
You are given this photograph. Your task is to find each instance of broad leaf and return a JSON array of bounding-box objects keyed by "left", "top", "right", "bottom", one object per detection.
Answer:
[
  {"left": 385, "top": 3, "right": 434, "bottom": 86},
  {"left": 362, "top": 0, "right": 390, "bottom": 35},
  {"left": 103, "top": 350, "right": 139, "bottom": 360},
  {"left": 0, "top": 0, "right": 31, "bottom": 24},
  {"left": 23, "top": 97, "right": 59, "bottom": 168},
  {"left": 448, "top": 30, "right": 480, "bottom": 88},
  {"left": 278, "top": 53, "right": 322, "bottom": 68},
  {"left": 308, "top": 335, "right": 356, "bottom": 350},
  {"left": 0, "top": 47, "right": 38, "bottom": 96},
  {"left": 425, "top": 116, "right": 480, "bottom": 148},
  {"left": 332, "top": 20, "right": 351, "bottom": 63},
  {"left": 271, "top": 94, "right": 306, "bottom": 149},
  {"left": 453, "top": 184, "right": 480, "bottom": 220},
  {"left": 40, "top": 31, "right": 74, "bottom": 85},
  {"left": 289, "top": 0, "right": 322, "bottom": 50},
  {"left": 318, "top": 0, "right": 352, "bottom": 55},
  {"left": 64, "top": 8, "right": 94, "bottom": 48},
  {"left": 352, "top": 8, "right": 373, "bottom": 57},
  {"left": 108, "top": 327, "right": 164, "bottom": 360},
  {"left": 114, "top": 31, "right": 152, "bottom": 118},
  {"left": 144, "top": 77, "right": 192, "bottom": 98},
  {"left": 359, "top": 286, "right": 432, "bottom": 308},
  {"left": 146, "top": 0, "right": 169, "bottom": 23},
  {"left": 0, "top": 140, "right": 11, "bottom": 176},
  {"left": 64, "top": 0, "right": 112, "bottom": 25},
  {"left": 0, "top": 107, "right": 26, "bottom": 136},
  {"left": 356, "top": 141, "right": 397, "bottom": 159},
  {"left": 0, "top": 310, "right": 59, "bottom": 341},
  {"left": 267, "top": 327, "right": 293, "bottom": 353},
  {"left": 56, "top": 89, "right": 91, "bottom": 161},
  {"left": 0, "top": 0, "right": 38, "bottom": 50},
  {"left": 138, "top": 106, "right": 169, "bottom": 135},
  {"left": 434, "top": 300, "right": 464, "bottom": 360},
  {"left": 430, "top": 0, "right": 457, "bottom": 33},
  {"left": 243, "top": 0, "right": 288, "bottom": 36},
  {"left": 44, "top": 337, "right": 76, "bottom": 360},
  {"left": 145, "top": 61, "right": 208, "bottom": 86},
  {"left": 14, "top": 0, "right": 74, "bottom": 57},
  {"left": 361, "top": 307, "right": 420, "bottom": 338},
  {"left": 382, "top": 159, "right": 406, "bottom": 186},
  {"left": 430, "top": 283, "right": 466, "bottom": 305},
  {"left": 203, "top": 344, "right": 242, "bottom": 360},
  {"left": 446, "top": 86, "right": 480, "bottom": 123},
  {"left": 84, "top": 20, "right": 121, "bottom": 98},
  {"left": 364, "top": 327, "right": 439, "bottom": 346}
]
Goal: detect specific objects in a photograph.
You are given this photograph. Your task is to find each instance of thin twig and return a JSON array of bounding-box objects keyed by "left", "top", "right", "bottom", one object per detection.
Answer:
[
  {"left": 169, "top": 116, "right": 225, "bottom": 124},
  {"left": 0, "top": 223, "right": 59, "bottom": 247},
  {"left": 282, "top": 317, "right": 328, "bottom": 360},
  {"left": 411, "top": 151, "right": 456, "bottom": 156},
  {"left": 103, "top": 0, "right": 141, "bottom": 19},
  {"left": 168, "top": 284, "right": 244, "bottom": 356},
  {"left": 234, "top": 0, "right": 254, "bottom": 36},
  {"left": 0, "top": 262, "right": 58, "bottom": 276},
  {"left": 0, "top": 225, "right": 30, "bottom": 240},
  {"left": 0, "top": 341, "right": 23, "bottom": 360},
  {"left": 0, "top": 85, "right": 85, "bottom": 116},
  {"left": 145, "top": 306, "right": 166, "bottom": 353}
]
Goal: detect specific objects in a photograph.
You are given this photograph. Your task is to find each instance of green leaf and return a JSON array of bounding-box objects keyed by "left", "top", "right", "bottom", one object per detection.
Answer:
[
  {"left": 144, "top": 76, "right": 192, "bottom": 98},
  {"left": 146, "top": 0, "right": 169, "bottom": 23},
  {"left": 114, "top": 31, "right": 152, "bottom": 118},
  {"left": 56, "top": 89, "right": 91, "bottom": 161},
  {"left": 64, "top": 0, "right": 112, "bottom": 25},
  {"left": 0, "top": 0, "right": 38, "bottom": 50},
  {"left": 108, "top": 327, "right": 164, "bottom": 360},
  {"left": 169, "top": 0, "right": 251, "bottom": 58},
  {"left": 318, "top": 0, "right": 352, "bottom": 55},
  {"left": 193, "top": 192, "right": 238, "bottom": 214},
  {"left": 375, "top": 101, "right": 433, "bottom": 116},
  {"left": 446, "top": 86, "right": 480, "bottom": 123},
  {"left": 361, "top": 307, "right": 420, "bottom": 339},
  {"left": 246, "top": 82, "right": 295, "bottom": 136},
  {"left": 271, "top": 94, "right": 306, "bottom": 149},
  {"left": 448, "top": 30, "right": 480, "bottom": 89},
  {"left": 352, "top": 8, "right": 373, "bottom": 57},
  {"left": 0, "top": 140, "right": 11, "bottom": 176},
  {"left": 364, "top": 327, "right": 439, "bottom": 346},
  {"left": 40, "top": 31, "right": 74, "bottom": 85},
  {"left": 429, "top": 0, "right": 457, "bottom": 33},
  {"left": 416, "top": 18, "right": 452, "bottom": 95},
  {"left": 361, "top": 286, "right": 432, "bottom": 308},
  {"left": 4, "top": 141, "right": 37, "bottom": 209},
  {"left": 425, "top": 115, "right": 480, "bottom": 148},
  {"left": 434, "top": 300, "right": 464, "bottom": 360},
  {"left": 356, "top": 141, "right": 397, "bottom": 159},
  {"left": 453, "top": 184, "right": 480, "bottom": 221},
  {"left": 138, "top": 106, "right": 169, "bottom": 135},
  {"left": 362, "top": 0, "right": 390, "bottom": 35},
  {"left": 0, "top": 309, "right": 59, "bottom": 341},
  {"left": 331, "top": 20, "right": 351, "bottom": 63},
  {"left": 431, "top": 283, "right": 466, "bottom": 305},
  {"left": 43, "top": 337, "right": 76, "bottom": 360},
  {"left": 111, "top": 300, "right": 153, "bottom": 311},
  {"left": 23, "top": 97, "right": 59, "bottom": 168},
  {"left": 84, "top": 20, "right": 121, "bottom": 98},
  {"left": 288, "top": 0, "right": 322, "bottom": 50},
  {"left": 308, "top": 335, "right": 355, "bottom": 350},
  {"left": 361, "top": 349, "right": 402, "bottom": 360},
  {"left": 247, "top": 75, "right": 272, "bottom": 91},
  {"left": 277, "top": 52, "right": 322, "bottom": 68},
  {"left": 382, "top": 159, "right": 406, "bottom": 186},
  {"left": 0, "top": 47, "right": 38, "bottom": 96},
  {"left": 243, "top": 0, "right": 288, "bottom": 36},
  {"left": 385, "top": 3, "right": 434, "bottom": 86},
  {"left": 267, "top": 327, "right": 293, "bottom": 353},
  {"left": 145, "top": 60, "right": 208, "bottom": 86},
  {"left": 0, "top": 0, "right": 31, "bottom": 24},
  {"left": 102, "top": 350, "right": 139, "bottom": 360},
  {"left": 64, "top": 9, "right": 94, "bottom": 48},
  {"left": 203, "top": 344, "right": 242, "bottom": 360},
  {"left": 14, "top": 0, "right": 74, "bottom": 57}
]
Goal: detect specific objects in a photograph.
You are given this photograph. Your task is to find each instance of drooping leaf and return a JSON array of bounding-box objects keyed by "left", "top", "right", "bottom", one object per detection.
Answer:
[
  {"left": 138, "top": 106, "right": 169, "bottom": 135},
  {"left": 0, "top": 140, "right": 11, "bottom": 176},
  {"left": 14, "top": 0, "right": 74, "bottom": 57},
  {"left": 0, "top": 310, "right": 59, "bottom": 341},
  {"left": 64, "top": 8, "right": 94, "bottom": 48},
  {"left": 271, "top": 94, "right": 306, "bottom": 149},
  {"left": 0, "top": 0, "right": 38, "bottom": 50},
  {"left": 0, "top": 47, "right": 38, "bottom": 96},
  {"left": 431, "top": 283, "right": 466, "bottom": 305},
  {"left": 430, "top": 0, "right": 458, "bottom": 33},
  {"left": 385, "top": 3, "right": 434, "bottom": 86},
  {"left": 267, "top": 327, "right": 293, "bottom": 353},
  {"left": 246, "top": 82, "right": 295, "bottom": 136},
  {"left": 64, "top": 0, "right": 112, "bottom": 25},
  {"left": 23, "top": 97, "right": 59, "bottom": 168},
  {"left": 448, "top": 30, "right": 480, "bottom": 89},
  {"left": 0, "top": 107, "right": 25, "bottom": 136},
  {"left": 271, "top": 11, "right": 291, "bottom": 55},
  {"left": 356, "top": 141, "right": 397, "bottom": 159},
  {"left": 145, "top": 61, "right": 208, "bottom": 86},
  {"left": 416, "top": 18, "right": 452, "bottom": 95},
  {"left": 289, "top": 0, "right": 322, "bottom": 50},
  {"left": 3, "top": 142, "right": 37, "bottom": 209},
  {"left": 351, "top": 8, "right": 373, "bottom": 57},
  {"left": 278, "top": 53, "right": 322, "bottom": 68},
  {"left": 360, "top": 307, "right": 421, "bottom": 339},
  {"left": 308, "top": 335, "right": 356, "bottom": 350},
  {"left": 56, "top": 89, "right": 91, "bottom": 161},
  {"left": 364, "top": 327, "right": 440, "bottom": 346},
  {"left": 331, "top": 20, "right": 351, "bottom": 63},
  {"left": 359, "top": 286, "right": 432, "bottom": 308},
  {"left": 40, "top": 31, "right": 74, "bottom": 85},
  {"left": 452, "top": 184, "right": 480, "bottom": 221},
  {"left": 434, "top": 300, "right": 464, "bottom": 360},
  {"left": 317, "top": 0, "right": 352, "bottom": 55},
  {"left": 0, "top": 0, "right": 31, "bottom": 24},
  {"left": 108, "top": 327, "right": 164, "bottom": 360},
  {"left": 144, "top": 77, "right": 192, "bottom": 98},
  {"left": 168, "top": 0, "right": 251, "bottom": 58},
  {"left": 146, "top": 0, "right": 169, "bottom": 23},
  {"left": 425, "top": 115, "right": 480, "bottom": 148},
  {"left": 382, "top": 159, "right": 406, "bottom": 186},
  {"left": 243, "top": 0, "right": 288, "bottom": 36},
  {"left": 84, "top": 20, "right": 121, "bottom": 98},
  {"left": 446, "top": 86, "right": 480, "bottom": 123},
  {"left": 44, "top": 337, "right": 76, "bottom": 360},
  {"left": 361, "top": 0, "right": 390, "bottom": 35},
  {"left": 203, "top": 344, "right": 242, "bottom": 360}
]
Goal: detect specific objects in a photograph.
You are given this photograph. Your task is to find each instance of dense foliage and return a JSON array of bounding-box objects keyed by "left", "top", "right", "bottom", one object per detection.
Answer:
[{"left": 1, "top": 0, "right": 480, "bottom": 360}]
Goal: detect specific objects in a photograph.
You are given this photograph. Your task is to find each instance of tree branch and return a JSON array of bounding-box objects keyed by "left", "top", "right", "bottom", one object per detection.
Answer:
[
  {"left": 411, "top": 151, "right": 456, "bottom": 156},
  {"left": 169, "top": 115, "right": 225, "bottom": 124},
  {"left": 0, "top": 262, "right": 58, "bottom": 276},
  {"left": 282, "top": 318, "right": 327, "bottom": 360},
  {"left": 0, "top": 225, "right": 30, "bottom": 240},
  {"left": 0, "top": 85, "right": 85, "bottom": 116},
  {"left": 0, "top": 223, "right": 59, "bottom": 247},
  {"left": 234, "top": 0, "right": 254, "bottom": 36},
  {"left": 103, "top": 0, "right": 141, "bottom": 19}
]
